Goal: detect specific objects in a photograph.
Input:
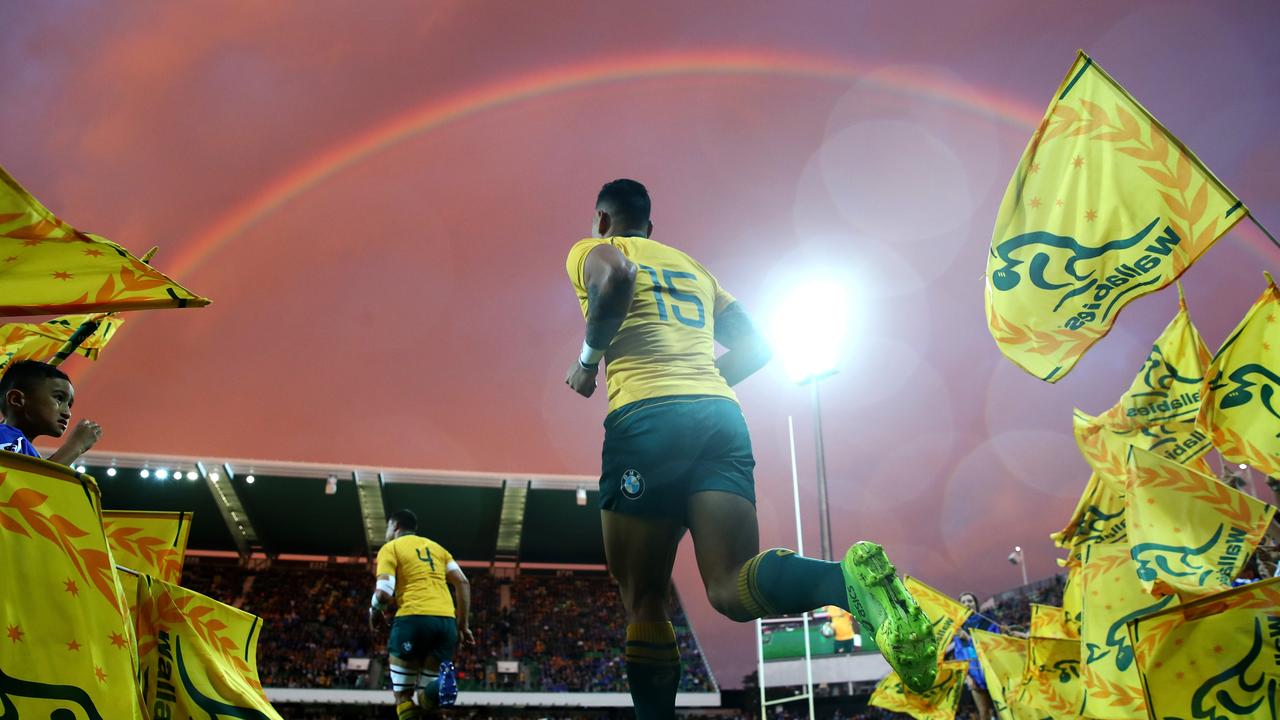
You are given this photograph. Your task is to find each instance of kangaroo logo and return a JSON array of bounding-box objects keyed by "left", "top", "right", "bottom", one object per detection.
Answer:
[
  {"left": 990, "top": 217, "right": 1161, "bottom": 304},
  {"left": 1185, "top": 618, "right": 1277, "bottom": 720},
  {"left": 1135, "top": 343, "right": 1203, "bottom": 399},
  {"left": 1131, "top": 525, "right": 1223, "bottom": 586},
  {"left": 1217, "top": 364, "right": 1280, "bottom": 437},
  {"left": 1084, "top": 594, "right": 1175, "bottom": 671},
  {"left": 1076, "top": 504, "right": 1125, "bottom": 545},
  {"left": 1051, "top": 659, "right": 1080, "bottom": 684}
]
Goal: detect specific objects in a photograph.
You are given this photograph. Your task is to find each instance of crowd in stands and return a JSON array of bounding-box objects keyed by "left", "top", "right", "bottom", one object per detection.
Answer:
[{"left": 180, "top": 560, "right": 716, "bottom": 693}]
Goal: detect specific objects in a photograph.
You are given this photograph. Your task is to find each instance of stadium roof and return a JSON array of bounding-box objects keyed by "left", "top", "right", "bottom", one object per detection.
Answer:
[{"left": 76, "top": 450, "right": 605, "bottom": 564}]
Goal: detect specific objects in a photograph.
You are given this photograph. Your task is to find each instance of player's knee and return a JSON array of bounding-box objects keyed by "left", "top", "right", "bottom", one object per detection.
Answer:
[{"left": 706, "top": 583, "right": 751, "bottom": 622}]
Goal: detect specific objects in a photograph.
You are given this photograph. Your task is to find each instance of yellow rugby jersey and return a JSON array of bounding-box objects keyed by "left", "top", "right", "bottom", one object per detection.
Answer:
[
  {"left": 566, "top": 236, "right": 738, "bottom": 411},
  {"left": 824, "top": 605, "right": 856, "bottom": 641},
  {"left": 375, "top": 534, "right": 456, "bottom": 618}
]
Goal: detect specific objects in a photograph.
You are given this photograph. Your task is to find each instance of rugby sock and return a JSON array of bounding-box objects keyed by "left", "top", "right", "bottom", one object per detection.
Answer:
[
  {"left": 417, "top": 671, "right": 440, "bottom": 710},
  {"left": 624, "top": 621, "right": 681, "bottom": 720},
  {"left": 396, "top": 700, "right": 418, "bottom": 720},
  {"left": 736, "top": 548, "right": 846, "bottom": 617}
]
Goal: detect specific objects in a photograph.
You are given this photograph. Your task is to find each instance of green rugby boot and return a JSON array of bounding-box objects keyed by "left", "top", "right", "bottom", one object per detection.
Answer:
[{"left": 841, "top": 541, "right": 937, "bottom": 693}]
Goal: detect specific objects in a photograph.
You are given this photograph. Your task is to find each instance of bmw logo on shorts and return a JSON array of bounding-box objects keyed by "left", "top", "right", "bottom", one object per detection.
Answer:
[{"left": 621, "top": 469, "right": 644, "bottom": 499}]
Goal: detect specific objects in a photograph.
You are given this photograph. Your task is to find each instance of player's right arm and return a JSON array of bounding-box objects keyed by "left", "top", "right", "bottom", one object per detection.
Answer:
[
  {"left": 446, "top": 562, "right": 474, "bottom": 645},
  {"left": 565, "top": 243, "right": 638, "bottom": 397},
  {"left": 713, "top": 302, "right": 772, "bottom": 386},
  {"left": 370, "top": 544, "right": 398, "bottom": 630}
]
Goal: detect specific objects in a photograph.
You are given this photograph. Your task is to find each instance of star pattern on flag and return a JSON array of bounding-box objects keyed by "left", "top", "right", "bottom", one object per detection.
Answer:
[
  {"left": 1267, "top": 314, "right": 1275, "bottom": 323},
  {"left": 1055, "top": 199, "right": 1065, "bottom": 207},
  {"left": 94, "top": 666, "right": 107, "bottom": 683},
  {"left": 66, "top": 639, "right": 81, "bottom": 652},
  {"left": 51, "top": 271, "right": 74, "bottom": 281},
  {"left": 1085, "top": 209, "right": 1098, "bottom": 222},
  {"left": 63, "top": 578, "right": 80, "bottom": 596},
  {"left": 82, "top": 248, "right": 103, "bottom": 257},
  {"left": 1029, "top": 197, "right": 1042, "bottom": 209},
  {"left": 2, "top": 256, "right": 16, "bottom": 262},
  {"left": 1072, "top": 155, "right": 1085, "bottom": 169},
  {"left": 21, "top": 238, "right": 43, "bottom": 247},
  {"left": 108, "top": 631, "right": 128, "bottom": 649},
  {"left": 6, "top": 624, "right": 23, "bottom": 643},
  {"left": 1029, "top": 162, "right": 1041, "bottom": 174}
]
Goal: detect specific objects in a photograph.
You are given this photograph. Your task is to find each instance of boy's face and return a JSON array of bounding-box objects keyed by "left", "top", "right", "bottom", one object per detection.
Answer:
[{"left": 5, "top": 377, "right": 74, "bottom": 438}]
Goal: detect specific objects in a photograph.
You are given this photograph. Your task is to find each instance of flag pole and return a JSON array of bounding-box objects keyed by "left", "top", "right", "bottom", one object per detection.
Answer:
[{"left": 1249, "top": 214, "right": 1280, "bottom": 251}]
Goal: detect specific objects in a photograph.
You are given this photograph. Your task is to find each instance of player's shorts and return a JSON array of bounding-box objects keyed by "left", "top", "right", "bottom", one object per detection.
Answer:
[
  {"left": 388, "top": 615, "right": 457, "bottom": 665},
  {"left": 600, "top": 394, "right": 755, "bottom": 523},
  {"left": 834, "top": 638, "right": 855, "bottom": 654}
]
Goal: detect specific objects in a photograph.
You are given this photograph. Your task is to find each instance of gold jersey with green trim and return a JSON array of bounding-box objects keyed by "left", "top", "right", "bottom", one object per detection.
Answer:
[
  {"left": 375, "top": 534, "right": 456, "bottom": 618},
  {"left": 566, "top": 236, "right": 738, "bottom": 411}
]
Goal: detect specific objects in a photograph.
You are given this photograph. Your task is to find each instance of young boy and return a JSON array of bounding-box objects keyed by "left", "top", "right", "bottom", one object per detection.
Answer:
[{"left": 0, "top": 360, "right": 101, "bottom": 466}]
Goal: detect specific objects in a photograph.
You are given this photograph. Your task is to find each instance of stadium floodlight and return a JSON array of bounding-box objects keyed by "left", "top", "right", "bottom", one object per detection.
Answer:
[
  {"left": 140, "top": 468, "right": 150, "bottom": 479},
  {"left": 209, "top": 471, "right": 220, "bottom": 482},
  {"left": 75, "top": 465, "right": 86, "bottom": 474},
  {"left": 245, "top": 474, "right": 256, "bottom": 485},
  {"left": 576, "top": 487, "right": 587, "bottom": 506},
  {"left": 173, "top": 471, "right": 184, "bottom": 480},
  {"left": 105, "top": 467, "right": 117, "bottom": 477},
  {"left": 188, "top": 471, "right": 198, "bottom": 482},
  {"left": 770, "top": 280, "right": 849, "bottom": 384},
  {"left": 155, "top": 468, "right": 169, "bottom": 480}
]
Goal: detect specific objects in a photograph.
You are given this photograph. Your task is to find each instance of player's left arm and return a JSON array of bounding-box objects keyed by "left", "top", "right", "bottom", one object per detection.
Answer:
[
  {"left": 370, "top": 544, "right": 398, "bottom": 630},
  {"left": 566, "top": 244, "right": 637, "bottom": 398},
  {"left": 713, "top": 302, "right": 772, "bottom": 387}
]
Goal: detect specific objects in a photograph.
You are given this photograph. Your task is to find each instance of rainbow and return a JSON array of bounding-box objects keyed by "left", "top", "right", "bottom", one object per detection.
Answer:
[{"left": 167, "top": 48, "right": 1047, "bottom": 278}]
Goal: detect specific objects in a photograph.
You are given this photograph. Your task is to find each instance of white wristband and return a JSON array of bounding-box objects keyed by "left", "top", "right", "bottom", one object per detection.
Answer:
[{"left": 580, "top": 340, "right": 605, "bottom": 366}]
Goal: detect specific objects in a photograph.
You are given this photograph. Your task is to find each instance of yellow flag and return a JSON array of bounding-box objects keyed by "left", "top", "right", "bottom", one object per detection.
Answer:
[
  {"left": 973, "top": 630, "right": 1039, "bottom": 720},
  {"left": 870, "top": 660, "right": 971, "bottom": 720},
  {"left": 0, "top": 165, "right": 209, "bottom": 316},
  {"left": 1062, "top": 561, "right": 1084, "bottom": 636},
  {"left": 0, "top": 313, "right": 124, "bottom": 371},
  {"left": 1197, "top": 274, "right": 1280, "bottom": 477},
  {"left": 986, "top": 51, "right": 1244, "bottom": 382},
  {"left": 1097, "top": 292, "right": 1211, "bottom": 432},
  {"left": 1052, "top": 472, "right": 1127, "bottom": 563},
  {"left": 0, "top": 453, "right": 141, "bottom": 718},
  {"left": 1126, "top": 447, "right": 1275, "bottom": 598},
  {"left": 1127, "top": 577, "right": 1280, "bottom": 720},
  {"left": 136, "top": 576, "right": 282, "bottom": 720},
  {"left": 1074, "top": 409, "right": 1212, "bottom": 491},
  {"left": 1018, "top": 636, "right": 1084, "bottom": 718},
  {"left": 1079, "top": 543, "right": 1175, "bottom": 720},
  {"left": 1030, "top": 604, "right": 1078, "bottom": 640},
  {"left": 103, "top": 510, "right": 192, "bottom": 584},
  {"left": 906, "top": 577, "right": 973, "bottom": 661}
]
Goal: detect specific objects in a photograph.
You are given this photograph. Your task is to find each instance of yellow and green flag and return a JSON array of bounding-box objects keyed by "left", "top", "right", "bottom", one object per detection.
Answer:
[
  {"left": 1197, "top": 273, "right": 1280, "bottom": 477},
  {"left": 870, "top": 660, "right": 971, "bottom": 720},
  {"left": 905, "top": 576, "right": 973, "bottom": 661},
  {"left": 1127, "top": 577, "right": 1280, "bottom": 720},
  {"left": 1079, "top": 543, "right": 1175, "bottom": 720},
  {"left": 103, "top": 510, "right": 191, "bottom": 584},
  {"left": 1096, "top": 290, "right": 1211, "bottom": 432},
  {"left": 1052, "top": 471, "right": 1127, "bottom": 563},
  {"left": 136, "top": 576, "right": 282, "bottom": 720},
  {"left": 973, "top": 630, "right": 1038, "bottom": 720},
  {"left": 1126, "top": 447, "right": 1275, "bottom": 599},
  {"left": 1074, "top": 409, "right": 1212, "bottom": 492},
  {"left": 1029, "top": 604, "right": 1077, "bottom": 640},
  {"left": 0, "top": 164, "right": 209, "bottom": 316},
  {"left": 0, "top": 313, "right": 124, "bottom": 371},
  {"left": 1018, "top": 636, "right": 1084, "bottom": 718},
  {"left": 0, "top": 453, "right": 140, "bottom": 718},
  {"left": 986, "top": 51, "right": 1245, "bottom": 382},
  {"left": 1062, "top": 561, "right": 1084, "bottom": 636}
]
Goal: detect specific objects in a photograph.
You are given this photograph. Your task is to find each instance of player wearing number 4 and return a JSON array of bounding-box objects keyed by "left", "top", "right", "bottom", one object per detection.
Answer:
[
  {"left": 371, "top": 509, "right": 473, "bottom": 719},
  {"left": 564, "top": 179, "right": 937, "bottom": 719}
]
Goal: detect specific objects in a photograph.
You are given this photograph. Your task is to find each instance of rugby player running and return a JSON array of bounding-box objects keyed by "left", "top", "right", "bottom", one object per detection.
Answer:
[{"left": 564, "top": 179, "right": 936, "bottom": 718}]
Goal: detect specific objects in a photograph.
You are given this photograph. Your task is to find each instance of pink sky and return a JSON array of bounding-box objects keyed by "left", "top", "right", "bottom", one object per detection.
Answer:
[{"left": 3, "top": 1, "right": 1278, "bottom": 687}]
